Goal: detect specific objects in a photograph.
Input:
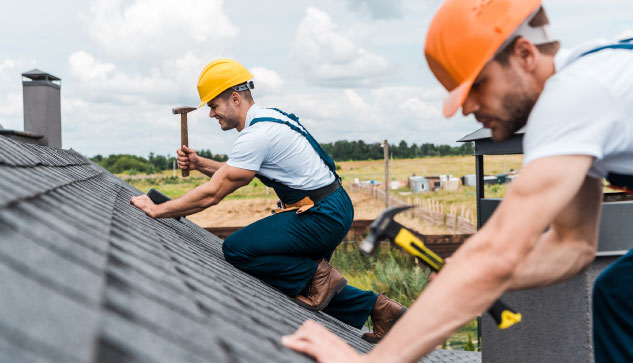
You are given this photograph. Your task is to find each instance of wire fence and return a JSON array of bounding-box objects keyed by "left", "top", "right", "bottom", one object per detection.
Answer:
[{"left": 347, "top": 183, "right": 477, "bottom": 234}]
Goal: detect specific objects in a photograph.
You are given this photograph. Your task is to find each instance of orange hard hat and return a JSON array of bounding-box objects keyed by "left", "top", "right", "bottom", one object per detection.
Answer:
[{"left": 425, "top": 0, "right": 543, "bottom": 117}]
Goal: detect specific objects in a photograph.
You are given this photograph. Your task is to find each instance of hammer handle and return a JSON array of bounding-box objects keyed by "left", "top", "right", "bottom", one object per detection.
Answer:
[{"left": 180, "top": 113, "right": 189, "bottom": 177}]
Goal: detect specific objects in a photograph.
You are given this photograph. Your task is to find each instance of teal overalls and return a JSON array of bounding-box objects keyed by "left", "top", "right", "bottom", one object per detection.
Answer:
[
  {"left": 584, "top": 38, "right": 633, "bottom": 363},
  {"left": 222, "top": 108, "right": 378, "bottom": 328}
]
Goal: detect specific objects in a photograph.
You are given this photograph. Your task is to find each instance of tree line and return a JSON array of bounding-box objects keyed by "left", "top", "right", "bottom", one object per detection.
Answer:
[
  {"left": 90, "top": 149, "right": 228, "bottom": 174},
  {"left": 90, "top": 141, "right": 474, "bottom": 174},
  {"left": 320, "top": 140, "right": 474, "bottom": 161}
]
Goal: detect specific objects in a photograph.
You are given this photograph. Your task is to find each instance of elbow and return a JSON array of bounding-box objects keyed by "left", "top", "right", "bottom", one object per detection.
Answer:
[
  {"left": 483, "top": 253, "right": 521, "bottom": 286},
  {"left": 578, "top": 239, "right": 598, "bottom": 269},
  {"left": 199, "top": 194, "right": 221, "bottom": 209},
  {"left": 460, "top": 236, "right": 525, "bottom": 287}
]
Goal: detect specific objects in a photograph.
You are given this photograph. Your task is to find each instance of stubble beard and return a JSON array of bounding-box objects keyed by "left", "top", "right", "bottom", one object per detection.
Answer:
[
  {"left": 220, "top": 116, "right": 239, "bottom": 131},
  {"left": 490, "top": 88, "right": 538, "bottom": 142},
  {"left": 219, "top": 104, "right": 240, "bottom": 131}
]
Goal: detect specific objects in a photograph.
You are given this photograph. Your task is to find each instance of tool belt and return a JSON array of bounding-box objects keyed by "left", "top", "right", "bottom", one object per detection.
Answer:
[
  {"left": 272, "top": 180, "right": 341, "bottom": 214},
  {"left": 607, "top": 172, "right": 633, "bottom": 195}
]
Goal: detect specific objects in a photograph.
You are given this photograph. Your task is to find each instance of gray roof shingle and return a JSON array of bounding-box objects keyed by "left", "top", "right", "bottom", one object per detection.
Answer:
[{"left": 0, "top": 135, "right": 481, "bottom": 363}]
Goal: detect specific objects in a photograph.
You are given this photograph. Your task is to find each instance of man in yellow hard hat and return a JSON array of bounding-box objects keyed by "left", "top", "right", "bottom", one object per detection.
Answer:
[
  {"left": 130, "top": 58, "right": 406, "bottom": 342},
  {"left": 282, "top": 1, "right": 633, "bottom": 361}
]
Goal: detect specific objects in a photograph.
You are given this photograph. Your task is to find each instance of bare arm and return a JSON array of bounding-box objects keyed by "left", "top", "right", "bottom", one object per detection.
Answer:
[
  {"left": 282, "top": 155, "right": 599, "bottom": 362},
  {"left": 195, "top": 157, "right": 226, "bottom": 178},
  {"left": 130, "top": 164, "right": 255, "bottom": 218},
  {"left": 509, "top": 175, "right": 602, "bottom": 289},
  {"left": 177, "top": 145, "right": 226, "bottom": 177}
]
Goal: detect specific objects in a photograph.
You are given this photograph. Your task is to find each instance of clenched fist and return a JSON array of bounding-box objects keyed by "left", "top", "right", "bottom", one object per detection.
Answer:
[{"left": 177, "top": 145, "right": 199, "bottom": 172}]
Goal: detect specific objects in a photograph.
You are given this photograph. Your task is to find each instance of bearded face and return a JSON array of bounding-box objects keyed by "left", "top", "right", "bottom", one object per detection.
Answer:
[{"left": 463, "top": 58, "right": 540, "bottom": 142}]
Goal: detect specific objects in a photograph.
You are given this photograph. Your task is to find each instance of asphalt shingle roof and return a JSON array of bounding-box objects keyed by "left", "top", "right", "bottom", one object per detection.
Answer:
[{"left": 0, "top": 135, "right": 481, "bottom": 363}]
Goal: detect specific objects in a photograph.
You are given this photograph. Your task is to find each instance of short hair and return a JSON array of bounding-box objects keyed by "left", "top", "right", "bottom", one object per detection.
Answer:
[
  {"left": 216, "top": 87, "right": 254, "bottom": 103},
  {"left": 494, "top": 7, "right": 560, "bottom": 65}
]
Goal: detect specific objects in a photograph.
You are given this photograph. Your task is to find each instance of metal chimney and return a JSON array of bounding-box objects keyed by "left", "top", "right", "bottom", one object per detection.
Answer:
[{"left": 22, "top": 69, "right": 62, "bottom": 148}]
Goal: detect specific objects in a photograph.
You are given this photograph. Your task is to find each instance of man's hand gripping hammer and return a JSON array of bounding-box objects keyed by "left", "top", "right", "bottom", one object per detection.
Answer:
[
  {"left": 359, "top": 206, "right": 522, "bottom": 330},
  {"left": 172, "top": 106, "right": 196, "bottom": 177}
]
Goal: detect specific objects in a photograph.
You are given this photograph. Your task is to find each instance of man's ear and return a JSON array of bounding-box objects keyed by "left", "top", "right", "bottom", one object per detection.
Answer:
[
  {"left": 513, "top": 37, "right": 538, "bottom": 72},
  {"left": 231, "top": 91, "right": 241, "bottom": 106}
]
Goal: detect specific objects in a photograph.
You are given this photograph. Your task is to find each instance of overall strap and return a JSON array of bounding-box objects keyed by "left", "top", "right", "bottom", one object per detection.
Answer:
[
  {"left": 575, "top": 38, "right": 633, "bottom": 194},
  {"left": 578, "top": 38, "right": 633, "bottom": 58},
  {"left": 250, "top": 108, "right": 340, "bottom": 180}
]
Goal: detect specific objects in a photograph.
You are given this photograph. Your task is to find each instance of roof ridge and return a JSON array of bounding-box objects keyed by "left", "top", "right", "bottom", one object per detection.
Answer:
[{"left": 0, "top": 165, "right": 103, "bottom": 209}]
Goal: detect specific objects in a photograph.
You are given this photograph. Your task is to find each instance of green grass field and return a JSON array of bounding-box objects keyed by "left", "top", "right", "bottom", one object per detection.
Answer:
[
  {"left": 331, "top": 242, "right": 478, "bottom": 351},
  {"left": 124, "top": 171, "right": 277, "bottom": 200}
]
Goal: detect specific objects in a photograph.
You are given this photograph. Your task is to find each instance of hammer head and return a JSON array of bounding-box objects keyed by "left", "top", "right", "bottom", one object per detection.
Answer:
[
  {"left": 172, "top": 106, "right": 196, "bottom": 115},
  {"left": 359, "top": 205, "right": 412, "bottom": 255}
]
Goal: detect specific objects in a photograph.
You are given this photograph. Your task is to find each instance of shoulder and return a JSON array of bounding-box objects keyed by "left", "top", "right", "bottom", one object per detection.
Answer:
[
  {"left": 553, "top": 42, "right": 633, "bottom": 97},
  {"left": 532, "top": 56, "right": 623, "bottom": 124}
]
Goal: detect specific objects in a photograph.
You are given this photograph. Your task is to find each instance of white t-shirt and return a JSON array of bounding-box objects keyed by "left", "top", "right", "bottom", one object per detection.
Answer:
[
  {"left": 523, "top": 40, "right": 633, "bottom": 179},
  {"left": 227, "top": 105, "right": 336, "bottom": 190}
]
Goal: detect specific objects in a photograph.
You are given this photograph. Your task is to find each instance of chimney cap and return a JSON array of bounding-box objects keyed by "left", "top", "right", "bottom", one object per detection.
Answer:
[{"left": 22, "top": 69, "right": 61, "bottom": 82}]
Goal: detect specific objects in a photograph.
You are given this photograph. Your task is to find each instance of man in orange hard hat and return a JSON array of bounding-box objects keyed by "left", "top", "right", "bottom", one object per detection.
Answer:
[
  {"left": 282, "top": 0, "right": 633, "bottom": 361},
  {"left": 131, "top": 58, "right": 406, "bottom": 342}
]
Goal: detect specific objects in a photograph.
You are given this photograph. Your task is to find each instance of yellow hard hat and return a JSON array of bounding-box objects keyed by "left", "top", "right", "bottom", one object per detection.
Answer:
[{"left": 197, "top": 58, "right": 254, "bottom": 108}]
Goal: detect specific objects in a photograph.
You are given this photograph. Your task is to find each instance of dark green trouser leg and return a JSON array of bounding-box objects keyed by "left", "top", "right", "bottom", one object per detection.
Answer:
[
  {"left": 593, "top": 248, "right": 633, "bottom": 362},
  {"left": 222, "top": 187, "right": 377, "bottom": 328}
]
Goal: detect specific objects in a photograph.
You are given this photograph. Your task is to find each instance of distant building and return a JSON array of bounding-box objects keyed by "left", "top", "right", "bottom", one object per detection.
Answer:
[
  {"left": 483, "top": 175, "right": 498, "bottom": 185},
  {"left": 425, "top": 176, "right": 442, "bottom": 191},
  {"left": 409, "top": 176, "right": 430, "bottom": 193},
  {"left": 462, "top": 174, "right": 477, "bottom": 186},
  {"left": 442, "top": 177, "right": 462, "bottom": 191}
]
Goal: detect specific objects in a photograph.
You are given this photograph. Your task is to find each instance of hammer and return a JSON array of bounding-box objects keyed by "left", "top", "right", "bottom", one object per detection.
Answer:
[
  {"left": 359, "top": 206, "right": 522, "bottom": 330},
  {"left": 172, "top": 106, "right": 196, "bottom": 177}
]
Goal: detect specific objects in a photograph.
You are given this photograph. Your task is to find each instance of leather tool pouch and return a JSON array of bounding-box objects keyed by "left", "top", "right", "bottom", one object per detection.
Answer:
[{"left": 272, "top": 197, "right": 314, "bottom": 214}]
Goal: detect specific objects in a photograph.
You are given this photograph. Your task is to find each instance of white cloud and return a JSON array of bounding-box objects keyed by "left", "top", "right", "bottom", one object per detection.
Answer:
[
  {"left": 0, "top": 92, "right": 22, "bottom": 131},
  {"left": 616, "top": 29, "right": 633, "bottom": 39},
  {"left": 251, "top": 83, "right": 461, "bottom": 146},
  {"left": 0, "top": 58, "right": 31, "bottom": 131},
  {"left": 293, "top": 7, "right": 390, "bottom": 87},
  {"left": 68, "top": 51, "right": 191, "bottom": 105},
  {"left": 345, "top": 0, "right": 404, "bottom": 19},
  {"left": 0, "top": 59, "right": 16, "bottom": 75},
  {"left": 400, "top": 98, "right": 441, "bottom": 119},
  {"left": 0, "top": 93, "right": 22, "bottom": 117},
  {"left": 68, "top": 51, "right": 115, "bottom": 82},
  {"left": 344, "top": 89, "right": 368, "bottom": 109},
  {"left": 250, "top": 67, "right": 284, "bottom": 97},
  {"left": 87, "top": 0, "right": 238, "bottom": 58}
]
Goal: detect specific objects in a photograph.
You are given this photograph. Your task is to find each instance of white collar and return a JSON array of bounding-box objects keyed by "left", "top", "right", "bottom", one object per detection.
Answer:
[
  {"left": 554, "top": 40, "right": 613, "bottom": 72},
  {"left": 243, "top": 104, "right": 262, "bottom": 130}
]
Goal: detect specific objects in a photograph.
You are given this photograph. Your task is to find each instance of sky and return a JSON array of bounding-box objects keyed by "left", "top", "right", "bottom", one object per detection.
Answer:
[{"left": 0, "top": 0, "right": 632, "bottom": 157}]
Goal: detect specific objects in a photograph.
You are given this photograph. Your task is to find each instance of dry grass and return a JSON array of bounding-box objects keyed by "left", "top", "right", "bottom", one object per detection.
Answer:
[
  {"left": 338, "top": 154, "right": 523, "bottom": 183},
  {"left": 187, "top": 190, "right": 449, "bottom": 233},
  {"left": 126, "top": 155, "right": 523, "bottom": 232}
]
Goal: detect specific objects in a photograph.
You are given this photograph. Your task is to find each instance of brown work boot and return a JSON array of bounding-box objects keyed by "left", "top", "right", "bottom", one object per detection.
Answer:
[
  {"left": 362, "top": 293, "right": 407, "bottom": 343},
  {"left": 294, "top": 259, "right": 347, "bottom": 312}
]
